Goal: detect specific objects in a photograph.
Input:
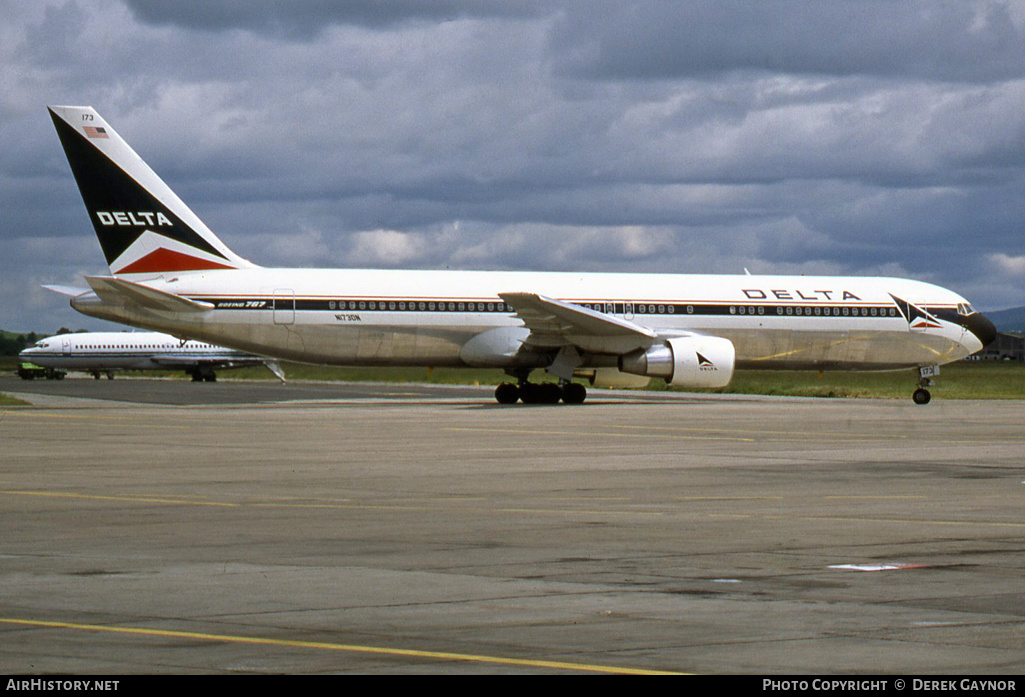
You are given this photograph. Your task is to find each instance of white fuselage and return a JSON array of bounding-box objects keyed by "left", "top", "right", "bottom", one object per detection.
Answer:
[
  {"left": 20, "top": 331, "right": 255, "bottom": 372},
  {"left": 71, "top": 268, "right": 986, "bottom": 372}
]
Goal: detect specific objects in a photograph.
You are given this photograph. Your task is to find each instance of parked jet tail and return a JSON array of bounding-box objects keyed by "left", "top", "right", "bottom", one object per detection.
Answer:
[{"left": 48, "top": 106, "right": 254, "bottom": 277}]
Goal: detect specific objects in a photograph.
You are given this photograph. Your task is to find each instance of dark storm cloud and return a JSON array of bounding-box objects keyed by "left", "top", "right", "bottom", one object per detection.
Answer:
[
  {"left": 2, "top": 0, "right": 1025, "bottom": 334},
  {"left": 550, "top": 1, "right": 1025, "bottom": 83},
  {"left": 124, "top": 0, "right": 548, "bottom": 37}
]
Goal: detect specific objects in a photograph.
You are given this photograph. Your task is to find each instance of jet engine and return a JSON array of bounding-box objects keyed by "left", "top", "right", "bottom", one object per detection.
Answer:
[{"left": 618, "top": 336, "right": 735, "bottom": 388}]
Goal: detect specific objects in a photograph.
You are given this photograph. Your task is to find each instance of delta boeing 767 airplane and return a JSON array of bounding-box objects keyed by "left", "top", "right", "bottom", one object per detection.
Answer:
[{"left": 46, "top": 106, "right": 996, "bottom": 404}]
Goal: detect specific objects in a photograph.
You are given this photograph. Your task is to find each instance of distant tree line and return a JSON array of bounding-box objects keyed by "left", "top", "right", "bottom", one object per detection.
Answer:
[
  {"left": 0, "top": 328, "right": 83, "bottom": 356},
  {"left": 0, "top": 331, "right": 39, "bottom": 356}
]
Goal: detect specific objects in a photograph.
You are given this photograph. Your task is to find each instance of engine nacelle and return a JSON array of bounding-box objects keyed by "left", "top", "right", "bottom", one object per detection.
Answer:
[
  {"left": 619, "top": 336, "right": 735, "bottom": 388},
  {"left": 459, "top": 326, "right": 532, "bottom": 367}
]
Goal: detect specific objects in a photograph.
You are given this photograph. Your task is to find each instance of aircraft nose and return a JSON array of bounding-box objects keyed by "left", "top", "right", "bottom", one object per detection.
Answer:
[{"left": 965, "top": 312, "right": 998, "bottom": 348}]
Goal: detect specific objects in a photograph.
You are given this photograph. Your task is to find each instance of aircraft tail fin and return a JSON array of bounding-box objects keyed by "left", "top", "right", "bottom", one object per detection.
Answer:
[{"left": 48, "top": 105, "right": 255, "bottom": 277}]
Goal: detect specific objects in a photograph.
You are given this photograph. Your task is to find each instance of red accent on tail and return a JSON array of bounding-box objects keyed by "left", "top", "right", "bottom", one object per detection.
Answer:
[{"left": 113, "top": 248, "right": 237, "bottom": 274}]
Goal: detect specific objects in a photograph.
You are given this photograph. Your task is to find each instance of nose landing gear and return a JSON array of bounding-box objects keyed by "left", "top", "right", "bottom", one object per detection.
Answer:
[{"left": 912, "top": 364, "right": 939, "bottom": 405}]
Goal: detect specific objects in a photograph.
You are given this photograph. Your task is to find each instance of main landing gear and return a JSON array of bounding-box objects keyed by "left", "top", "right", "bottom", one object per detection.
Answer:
[
  {"left": 912, "top": 364, "right": 939, "bottom": 405},
  {"left": 189, "top": 368, "right": 217, "bottom": 382},
  {"left": 494, "top": 379, "right": 587, "bottom": 405}
]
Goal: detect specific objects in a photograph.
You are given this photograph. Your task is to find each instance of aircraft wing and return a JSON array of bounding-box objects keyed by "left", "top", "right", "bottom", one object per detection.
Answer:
[
  {"left": 85, "top": 276, "right": 214, "bottom": 313},
  {"left": 150, "top": 353, "right": 267, "bottom": 368},
  {"left": 499, "top": 292, "right": 657, "bottom": 355},
  {"left": 150, "top": 353, "right": 286, "bottom": 382}
]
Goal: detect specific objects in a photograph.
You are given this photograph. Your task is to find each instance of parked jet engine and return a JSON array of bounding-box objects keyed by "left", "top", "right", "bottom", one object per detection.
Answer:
[{"left": 618, "top": 336, "right": 735, "bottom": 388}]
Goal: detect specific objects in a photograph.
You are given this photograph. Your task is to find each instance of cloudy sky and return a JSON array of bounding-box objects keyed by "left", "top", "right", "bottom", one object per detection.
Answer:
[{"left": 3, "top": 0, "right": 1025, "bottom": 332}]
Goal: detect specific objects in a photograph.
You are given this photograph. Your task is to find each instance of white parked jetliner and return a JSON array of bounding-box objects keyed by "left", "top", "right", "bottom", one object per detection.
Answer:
[
  {"left": 19, "top": 331, "right": 284, "bottom": 382},
  {"left": 46, "top": 106, "right": 996, "bottom": 404}
]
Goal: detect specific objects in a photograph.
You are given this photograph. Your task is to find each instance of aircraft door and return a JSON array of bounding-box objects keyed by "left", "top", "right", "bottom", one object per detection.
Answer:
[
  {"left": 61, "top": 337, "right": 71, "bottom": 355},
  {"left": 273, "top": 289, "right": 295, "bottom": 326}
]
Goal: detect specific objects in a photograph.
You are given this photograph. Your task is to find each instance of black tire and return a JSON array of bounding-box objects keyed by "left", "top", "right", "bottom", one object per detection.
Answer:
[
  {"left": 495, "top": 383, "right": 520, "bottom": 404},
  {"left": 540, "top": 383, "right": 563, "bottom": 404},
  {"left": 519, "top": 383, "right": 542, "bottom": 404},
  {"left": 912, "top": 388, "right": 931, "bottom": 405},
  {"left": 562, "top": 382, "right": 587, "bottom": 405}
]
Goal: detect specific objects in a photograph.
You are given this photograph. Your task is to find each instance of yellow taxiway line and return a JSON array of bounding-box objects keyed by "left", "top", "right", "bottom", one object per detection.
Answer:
[{"left": 0, "top": 618, "right": 684, "bottom": 675}]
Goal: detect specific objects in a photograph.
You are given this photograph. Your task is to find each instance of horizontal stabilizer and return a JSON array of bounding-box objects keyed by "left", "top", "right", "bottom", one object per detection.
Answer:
[
  {"left": 42, "top": 284, "right": 92, "bottom": 298},
  {"left": 86, "top": 276, "right": 213, "bottom": 313}
]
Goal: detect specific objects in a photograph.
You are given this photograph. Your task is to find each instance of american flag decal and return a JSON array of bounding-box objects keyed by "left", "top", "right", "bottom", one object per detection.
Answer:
[{"left": 84, "top": 126, "right": 108, "bottom": 138}]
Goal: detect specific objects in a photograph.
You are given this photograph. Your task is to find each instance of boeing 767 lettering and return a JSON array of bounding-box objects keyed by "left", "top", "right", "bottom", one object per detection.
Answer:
[{"left": 46, "top": 106, "right": 996, "bottom": 404}]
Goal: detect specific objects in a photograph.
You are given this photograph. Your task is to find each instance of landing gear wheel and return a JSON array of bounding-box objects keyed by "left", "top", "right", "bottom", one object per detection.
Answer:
[
  {"left": 499, "top": 371, "right": 587, "bottom": 406},
  {"left": 562, "top": 382, "right": 587, "bottom": 405},
  {"left": 914, "top": 365, "right": 938, "bottom": 405},
  {"left": 539, "top": 383, "right": 563, "bottom": 404},
  {"left": 495, "top": 383, "right": 520, "bottom": 404},
  {"left": 518, "top": 383, "right": 561, "bottom": 404},
  {"left": 519, "top": 382, "right": 542, "bottom": 404}
]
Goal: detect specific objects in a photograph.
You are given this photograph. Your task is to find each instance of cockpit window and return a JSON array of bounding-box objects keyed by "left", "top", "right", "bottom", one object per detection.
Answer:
[{"left": 957, "top": 303, "right": 974, "bottom": 316}]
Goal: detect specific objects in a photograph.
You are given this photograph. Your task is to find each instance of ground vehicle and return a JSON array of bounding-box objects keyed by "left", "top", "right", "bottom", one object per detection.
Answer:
[{"left": 16, "top": 362, "right": 65, "bottom": 380}]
